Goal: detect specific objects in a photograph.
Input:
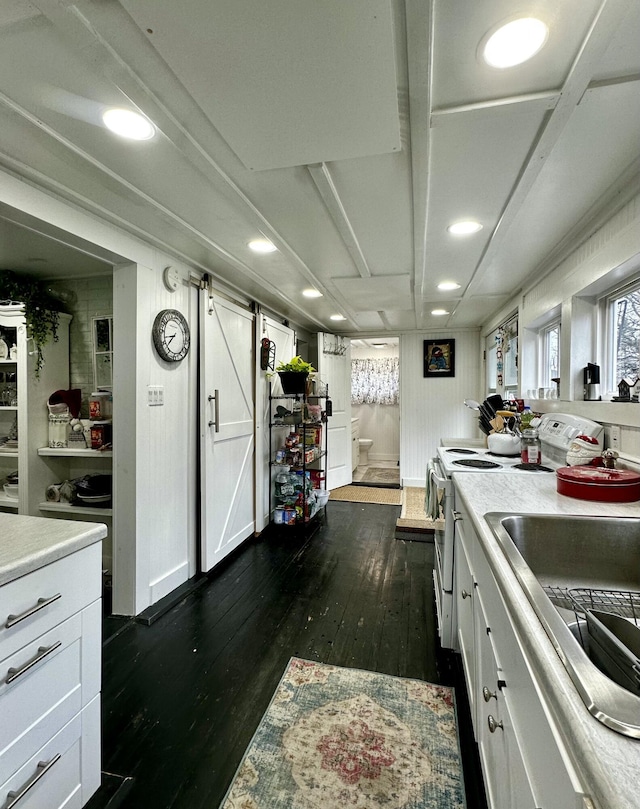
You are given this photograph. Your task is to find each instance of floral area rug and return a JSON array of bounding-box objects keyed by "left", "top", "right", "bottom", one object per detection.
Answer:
[{"left": 219, "top": 658, "right": 465, "bottom": 809}]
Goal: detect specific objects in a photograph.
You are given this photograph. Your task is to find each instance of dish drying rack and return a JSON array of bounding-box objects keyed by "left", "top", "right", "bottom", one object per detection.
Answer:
[
  {"left": 544, "top": 586, "right": 640, "bottom": 623},
  {"left": 545, "top": 585, "right": 640, "bottom": 696}
]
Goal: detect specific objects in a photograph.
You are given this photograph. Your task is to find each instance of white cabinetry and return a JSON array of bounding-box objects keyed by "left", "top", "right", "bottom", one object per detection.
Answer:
[
  {"left": 454, "top": 499, "right": 585, "bottom": 809},
  {"left": 0, "top": 541, "right": 101, "bottom": 808}
]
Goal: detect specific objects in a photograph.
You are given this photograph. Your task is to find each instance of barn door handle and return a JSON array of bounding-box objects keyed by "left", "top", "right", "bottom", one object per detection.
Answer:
[{"left": 208, "top": 390, "right": 219, "bottom": 432}]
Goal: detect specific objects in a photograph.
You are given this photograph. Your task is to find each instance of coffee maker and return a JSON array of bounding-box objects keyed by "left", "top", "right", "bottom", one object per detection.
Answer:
[{"left": 583, "top": 363, "right": 601, "bottom": 401}]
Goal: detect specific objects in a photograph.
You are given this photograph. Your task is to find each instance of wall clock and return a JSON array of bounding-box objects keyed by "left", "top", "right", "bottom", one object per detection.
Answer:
[{"left": 152, "top": 309, "right": 190, "bottom": 362}]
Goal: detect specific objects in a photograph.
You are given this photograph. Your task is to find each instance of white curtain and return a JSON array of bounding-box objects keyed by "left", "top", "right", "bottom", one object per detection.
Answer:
[{"left": 351, "top": 358, "right": 399, "bottom": 405}]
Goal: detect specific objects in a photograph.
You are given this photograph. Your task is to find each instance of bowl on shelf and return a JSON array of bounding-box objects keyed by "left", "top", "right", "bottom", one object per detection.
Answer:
[{"left": 3, "top": 483, "right": 19, "bottom": 499}]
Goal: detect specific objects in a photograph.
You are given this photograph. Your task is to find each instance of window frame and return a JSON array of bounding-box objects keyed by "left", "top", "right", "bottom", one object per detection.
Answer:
[
  {"left": 539, "top": 319, "right": 560, "bottom": 389},
  {"left": 602, "top": 278, "right": 640, "bottom": 397}
]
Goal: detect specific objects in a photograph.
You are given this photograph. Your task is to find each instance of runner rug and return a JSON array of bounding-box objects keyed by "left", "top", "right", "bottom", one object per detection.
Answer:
[
  {"left": 396, "top": 487, "right": 445, "bottom": 534},
  {"left": 219, "top": 658, "right": 465, "bottom": 809},
  {"left": 329, "top": 485, "right": 402, "bottom": 506}
]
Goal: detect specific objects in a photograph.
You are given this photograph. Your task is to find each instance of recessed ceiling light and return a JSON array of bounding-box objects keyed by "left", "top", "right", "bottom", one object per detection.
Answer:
[
  {"left": 248, "top": 238, "right": 277, "bottom": 254},
  {"left": 372, "top": 343, "right": 387, "bottom": 348},
  {"left": 330, "top": 314, "right": 346, "bottom": 321},
  {"left": 482, "top": 18, "right": 548, "bottom": 69},
  {"left": 437, "top": 281, "right": 461, "bottom": 291},
  {"left": 431, "top": 309, "right": 449, "bottom": 316},
  {"left": 102, "top": 108, "right": 155, "bottom": 140},
  {"left": 302, "top": 288, "right": 323, "bottom": 298},
  {"left": 447, "top": 221, "right": 483, "bottom": 235}
]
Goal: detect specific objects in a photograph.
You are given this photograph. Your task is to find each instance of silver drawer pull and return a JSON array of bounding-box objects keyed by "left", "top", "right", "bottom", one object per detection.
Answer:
[
  {"left": 6, "top": 594, "right": 62, "bottom": 629},
  {"left": 461, "top": 589, "right": 471, "bottom": 599},
  {"left": 5, "top": 642, "right": 62, "bottom": 685},
  {"left": 3, "top": 754, "right": 61, "bottom": 809},
  {"left": 482, "top": 686, "right": 497, "bottom": 702},
  {"left": 487, "top": 715, "right": 504, "bottom": 733}
]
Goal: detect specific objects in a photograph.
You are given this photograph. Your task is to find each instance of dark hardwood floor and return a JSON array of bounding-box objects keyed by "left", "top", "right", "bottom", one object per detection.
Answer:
[{"left": 87, "top": 501, "right": 487, "bottom": 809}]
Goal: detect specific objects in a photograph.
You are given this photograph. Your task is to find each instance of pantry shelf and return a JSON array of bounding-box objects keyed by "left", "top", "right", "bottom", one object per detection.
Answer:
[
  {"left": 38, "top": 447, "right": 113, "bottom": 458},
  {"left": 39, "top": 501, "right": 113, "bottom": 517}
]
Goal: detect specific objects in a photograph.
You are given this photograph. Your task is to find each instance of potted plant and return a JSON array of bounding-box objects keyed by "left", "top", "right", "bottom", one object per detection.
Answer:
[
  {"left": 0, "top": 271, "right": 61, "bottom": 377},
  {"left": 272, "top": 355, "right": 316, "bottom": 395}
]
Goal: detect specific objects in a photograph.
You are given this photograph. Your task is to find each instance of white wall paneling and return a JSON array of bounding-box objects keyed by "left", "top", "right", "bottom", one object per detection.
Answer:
[
  {"left": 113, "top": 263, "right": 196, "bottom": 616},
  {"left": 400, "top": 330, "right": 481, "bottom": 488}
]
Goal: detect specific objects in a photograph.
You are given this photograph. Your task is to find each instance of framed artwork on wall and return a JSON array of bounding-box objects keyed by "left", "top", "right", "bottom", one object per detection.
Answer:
[{"left": 424, "top": 339, "right": 455, "bottom": 378}]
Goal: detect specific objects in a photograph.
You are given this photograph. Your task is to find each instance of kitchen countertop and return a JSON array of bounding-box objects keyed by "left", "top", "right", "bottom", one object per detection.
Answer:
[
  {"left": 0, "top": 513, "right": 107, "bottom": 586},
  {"left": 453, "top": 471, "right": 640, "bottom": 809}
]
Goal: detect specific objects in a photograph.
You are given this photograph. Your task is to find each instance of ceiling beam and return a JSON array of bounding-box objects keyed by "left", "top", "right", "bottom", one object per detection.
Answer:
[
  {"left": 307, "top": 162, "right": 371, "bottom": 279},
  {"left": 404, "top": 0, "right": 434, "bottom": 327},
  {"left": 431, "top": 90, "right": 559, "bottom": 121}
]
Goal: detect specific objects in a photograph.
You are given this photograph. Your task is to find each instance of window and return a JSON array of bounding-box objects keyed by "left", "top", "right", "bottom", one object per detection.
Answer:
[
  {"left": 605, "top": 280, "right": 640, "bottom": 393},
  {"left": 541, "top": 321, "right": 560, "bottom": 388},
  {"left": 92, "top": 316, "right": 113, "bottom": 390}
]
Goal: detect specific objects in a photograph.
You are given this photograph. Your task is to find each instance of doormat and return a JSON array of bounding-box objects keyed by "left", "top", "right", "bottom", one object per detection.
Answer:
[
  {"left": 219, "top": 658, "right": 465, "bottom": 809},
  {"left": 360, "top": 467, "right": 401, "bottom": 487},
  {"left": 396, "top": 487, "right": 445, "bottom": 534},
  {"left": 329, "top": 485, "right": 402, "bottom": 506}
]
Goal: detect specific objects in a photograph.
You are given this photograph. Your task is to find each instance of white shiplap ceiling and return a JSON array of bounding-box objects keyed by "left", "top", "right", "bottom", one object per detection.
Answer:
[{"left": 0, "top": 0, "right": 638, "bottom": 334}]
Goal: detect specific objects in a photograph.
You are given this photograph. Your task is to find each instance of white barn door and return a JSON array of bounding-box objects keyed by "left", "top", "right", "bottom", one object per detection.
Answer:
[
  {"left": 200, "top": 292, "right": 255, "bottom": 572},
  {"left": 316, "top": 334, "right": 352, "bottom": 490}
]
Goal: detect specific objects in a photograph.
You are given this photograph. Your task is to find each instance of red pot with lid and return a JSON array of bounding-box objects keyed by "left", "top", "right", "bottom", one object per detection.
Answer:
[{"left": 556, "top": 466, "right": 640, "bottom": 502}]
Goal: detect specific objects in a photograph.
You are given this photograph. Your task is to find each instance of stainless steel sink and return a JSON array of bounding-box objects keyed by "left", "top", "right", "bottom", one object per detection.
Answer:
[{"left": 485, "top": 512, "right": 640, "bottom": 737}]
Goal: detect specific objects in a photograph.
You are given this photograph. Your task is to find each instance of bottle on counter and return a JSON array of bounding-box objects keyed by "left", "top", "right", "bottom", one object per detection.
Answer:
[{"left": 520, "top": 428, "right": 541, "bottom": 464}]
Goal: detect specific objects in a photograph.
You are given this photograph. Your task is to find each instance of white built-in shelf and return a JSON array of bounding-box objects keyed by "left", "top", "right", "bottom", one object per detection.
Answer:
[
  {"left": 0, "top": 360, "right": 17, "bottom": 365},
  {"left": 39, "top": 502, "right": 113, "bottom": 517},
  {"left": 38, "top": 447, "right": 113, "bottom": 458},
  {"left": 0, "top": 406, "right": 18, "bottom": 412},
  {"left": 0, "top": 495, "right": 19, "bottom": 510},
  {"left": 0, "top": 451, "right": 19, "bottom": 459}
]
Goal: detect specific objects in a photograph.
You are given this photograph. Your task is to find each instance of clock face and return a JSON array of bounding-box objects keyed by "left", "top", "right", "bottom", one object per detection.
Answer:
[{"left": 152, "top": 309, "right": 190, "bottom": 362}]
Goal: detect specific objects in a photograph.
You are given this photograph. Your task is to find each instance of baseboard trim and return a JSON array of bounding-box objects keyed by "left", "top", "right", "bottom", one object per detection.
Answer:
[{"left": 135, "top": 575, "right": 208, "bottom": 626}]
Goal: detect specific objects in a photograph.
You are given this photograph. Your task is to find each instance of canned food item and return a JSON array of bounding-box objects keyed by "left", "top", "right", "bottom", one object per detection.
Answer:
[
  {"left": 90, "top": 420, "right": 112, "bottom": 449},
  {"left": 89, "top": 391, "right": 113, "bottom": 420}
]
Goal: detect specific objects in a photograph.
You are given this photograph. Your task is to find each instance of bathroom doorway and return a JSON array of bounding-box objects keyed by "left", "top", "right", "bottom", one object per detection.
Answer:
[{"left": 350, "top": 338, "right": 401, "bottom": 488}]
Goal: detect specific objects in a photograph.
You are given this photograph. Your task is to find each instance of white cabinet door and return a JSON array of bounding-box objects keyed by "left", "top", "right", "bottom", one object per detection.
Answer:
[
  {"left": 455, "top": 524, "right": 477, "bottom": 735},
  {"left": 200, "top": 293, "right": 255, "bottom": 572},
  {"left": 475, "top": 588, "right": 538, "bottom": 809},
  {"left": 256, "top": 315, "right": 296, "bottom": 531},
  {"left": 315, "top": 334, "right": 351, "bottom": 490}
]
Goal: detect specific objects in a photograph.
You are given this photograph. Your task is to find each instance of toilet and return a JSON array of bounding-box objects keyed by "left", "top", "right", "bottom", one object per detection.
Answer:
[{"left": 359, "top": 438, "right": 373, "bottom": 467}]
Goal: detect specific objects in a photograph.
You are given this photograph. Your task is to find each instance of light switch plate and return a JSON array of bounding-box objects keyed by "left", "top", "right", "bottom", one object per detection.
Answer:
[
  {"left": 610, "top": 425, "right": 620, "bottom": 448},
  {"left": 148, "top": 385, "right": 164, "bottom": 406}
]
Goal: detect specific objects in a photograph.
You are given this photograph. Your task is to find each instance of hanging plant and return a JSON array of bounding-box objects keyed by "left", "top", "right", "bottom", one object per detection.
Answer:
[{"left": 0, "top": 271, "right": 61, "bottom": 377}]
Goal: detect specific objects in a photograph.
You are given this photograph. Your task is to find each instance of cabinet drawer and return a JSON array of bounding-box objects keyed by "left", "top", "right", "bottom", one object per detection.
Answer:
[
  {"left": 0, "top": 711, "right": 82, "bottom": 809},
  {"left": 0, "top": 544, "right": 101, "bottom": 664},
  {"left": 0, "top": 614, "right": 85, "bottom": 785}
]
